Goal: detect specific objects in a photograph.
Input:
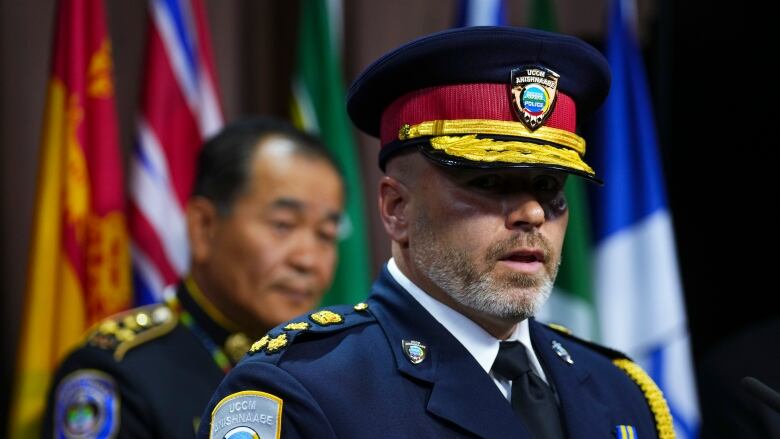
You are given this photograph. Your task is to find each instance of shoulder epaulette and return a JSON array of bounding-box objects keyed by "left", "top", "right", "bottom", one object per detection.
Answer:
[
  {"left": 543, "top": 323, "right": 674, "bottom": 439},
  {"left": 543, "top": 322, "right": 630, "bottom": 361},
  {"left": 247, "top": 302, "right": 375, "bottom": 357},
  {"left": 86, "top": 304, "right": 178, "bottom": 361}
]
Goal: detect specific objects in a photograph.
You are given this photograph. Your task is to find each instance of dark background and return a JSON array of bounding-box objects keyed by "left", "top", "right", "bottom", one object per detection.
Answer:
[{"left": 1, "top": 0, "right": 776, "bottom": 432}]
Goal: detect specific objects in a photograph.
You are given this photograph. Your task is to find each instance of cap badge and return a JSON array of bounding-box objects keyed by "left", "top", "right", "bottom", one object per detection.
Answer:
[
  {"left": 402, "top": 340, "right": 427, "bottom": 365},
  {"left": 552, "top": 340, "right": 574, "bottom": 365},
  {"left": 510, "top": 66, "right": 560, "bottom": 131}
]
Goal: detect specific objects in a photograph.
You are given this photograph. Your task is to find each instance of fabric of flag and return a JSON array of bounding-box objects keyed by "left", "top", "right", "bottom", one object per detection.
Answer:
[
  {"left": 7, "top": 0, "right": 130, "bottom": 436},
  {"left": 528, "top": 0, "right": 600, "bottom": 340},
  {"left": 130, "top": 0, "right": 223, "bottom": 304},
  {"left": 290, "top": 0, "right": 371, "bottom": 305},
  {"left": 591, "top": 0, "right": 700, "bottom": 437},
  {"left": 456, "top": 0, "right": 506, "bottom": 26}
]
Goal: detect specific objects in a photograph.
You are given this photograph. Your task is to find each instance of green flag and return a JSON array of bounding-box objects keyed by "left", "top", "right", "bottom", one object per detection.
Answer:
[
  {"left": 291, "top": 0, "right": 371, "bottom": 305},
  {"left": 531, "top": 0, "right": 599, "bottom": 340}
]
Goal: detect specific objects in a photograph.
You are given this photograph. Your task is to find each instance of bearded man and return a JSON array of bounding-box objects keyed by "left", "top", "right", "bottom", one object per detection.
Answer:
[{"left": 197, "top": 27, "right": 672, "bottom": 439}]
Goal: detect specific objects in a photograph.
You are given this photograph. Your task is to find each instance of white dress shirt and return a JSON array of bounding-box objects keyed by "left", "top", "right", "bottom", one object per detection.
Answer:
[{"left": 387, "top": 258, "right": 549, "bottom": 401}]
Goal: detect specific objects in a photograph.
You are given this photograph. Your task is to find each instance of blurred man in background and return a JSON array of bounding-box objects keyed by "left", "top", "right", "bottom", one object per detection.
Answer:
[{"left": 42, "top": 116, "right": 345, "bottom": 438}]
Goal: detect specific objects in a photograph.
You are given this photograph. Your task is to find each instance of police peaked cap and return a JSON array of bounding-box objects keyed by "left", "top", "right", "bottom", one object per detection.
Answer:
[{"left": 346, "top": 26, "right": 611, "bottom": 182}]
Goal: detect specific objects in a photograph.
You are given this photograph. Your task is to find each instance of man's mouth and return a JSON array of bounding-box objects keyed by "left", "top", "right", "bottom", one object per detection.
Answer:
[
  {"left": 274, "top": 284, "right": 313, "bottom": 303},
  {"left": 498, "top": 248, "right": 546, "bottom": 273}
]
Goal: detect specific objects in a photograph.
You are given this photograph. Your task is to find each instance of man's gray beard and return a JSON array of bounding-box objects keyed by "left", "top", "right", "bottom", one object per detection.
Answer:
[{"left": 410, "top": 216, "right": 559, "bottom": 322}]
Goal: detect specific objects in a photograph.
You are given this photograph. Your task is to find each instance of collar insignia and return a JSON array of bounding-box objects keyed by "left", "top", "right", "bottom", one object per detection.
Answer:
[
  {"left": 402, "top": 340, "right": 427, "bottom": 365},
  {"left": 552, "top": 340, "right": 574, "bottom": 365}
]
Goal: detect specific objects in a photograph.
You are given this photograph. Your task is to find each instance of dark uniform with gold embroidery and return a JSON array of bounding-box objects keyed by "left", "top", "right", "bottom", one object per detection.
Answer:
[
  {"left": 197, "top": 267, "right": 670, "bottom": 439},
  {"left": 42, "top": 282, "right": 250, "bottom": 438}
]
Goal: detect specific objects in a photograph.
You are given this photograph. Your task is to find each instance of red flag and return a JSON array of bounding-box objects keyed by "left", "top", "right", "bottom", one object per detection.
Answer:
[
  {"left": 129, "top": 0, "right": 223, "bottom": 303},
  {"left": 7, "top": 0, "right": 131, "bottom": 436}
]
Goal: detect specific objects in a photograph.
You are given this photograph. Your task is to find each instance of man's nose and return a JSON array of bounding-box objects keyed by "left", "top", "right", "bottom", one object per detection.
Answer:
[
  {"left": 504, "top": 194, "right": 545, "bottom": 231},
  {"left": 287, "top": 232, "right": 320, "bottom": 274}
]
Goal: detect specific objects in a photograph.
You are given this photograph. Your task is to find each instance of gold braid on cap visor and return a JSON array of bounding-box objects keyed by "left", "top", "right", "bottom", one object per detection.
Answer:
[{"left": 398, "top": 119, "right": 594, "bottom": 176}]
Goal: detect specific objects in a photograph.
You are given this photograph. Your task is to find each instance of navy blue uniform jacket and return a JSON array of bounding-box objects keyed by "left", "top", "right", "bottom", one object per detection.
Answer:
[
  {"left": 199, "top": 267, "right": 661, "bottom": 438},
  {"left": 43, "top": 284, "right": 232, "bottom": 438}
]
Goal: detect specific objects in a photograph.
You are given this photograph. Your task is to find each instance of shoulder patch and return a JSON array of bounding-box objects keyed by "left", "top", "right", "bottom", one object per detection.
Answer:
[
  {"left": 86, "top": 304, "right": 177, "bottom": 361},
  {"left": 54, "top": 369, "right": 119, "bottom": 439},
  {"left": 247, "top": 304, "right": 375, "bottom": 356},
  {"left": 542, "top": 322, "right": 630, "bottom": 361},
  {"left": 209, "top": 391, "right": 282, "bottom": 439}
]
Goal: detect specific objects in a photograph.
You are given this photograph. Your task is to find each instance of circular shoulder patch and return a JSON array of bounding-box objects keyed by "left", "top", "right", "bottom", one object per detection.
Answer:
[
  {"left": 54, "top": 369, "right": 119, "bottom": 439},
  {"left": 210, "top": 391, "right": 282, "bottom": 439}
]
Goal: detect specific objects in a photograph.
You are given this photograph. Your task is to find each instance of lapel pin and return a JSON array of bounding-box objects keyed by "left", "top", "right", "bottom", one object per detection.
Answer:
[
  {"left": 402, "top": 340, "right": 427, "bottom": 365},
  {"left": 552, "top": 340, "right": 574, "bottom": 365}
]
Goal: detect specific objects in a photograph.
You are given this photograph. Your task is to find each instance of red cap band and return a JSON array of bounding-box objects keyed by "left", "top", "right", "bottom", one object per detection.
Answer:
[{"left": 380, "top": 83, "right": 577, "bottom": 145}]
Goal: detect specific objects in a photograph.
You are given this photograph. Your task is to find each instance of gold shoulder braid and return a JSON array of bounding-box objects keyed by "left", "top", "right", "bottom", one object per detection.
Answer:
[
  {"left": 87, "top": 305, "right": 177, "bottom": 361},
  {"left": 544, "top": 322, "right": 573, "bottom": 335},
  {"left": 612, "top": 359, "right": 675, "bottom": 439}
]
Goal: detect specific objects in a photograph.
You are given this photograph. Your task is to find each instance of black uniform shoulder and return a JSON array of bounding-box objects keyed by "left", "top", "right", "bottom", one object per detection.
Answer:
[
  {"left": 243, "top": 302, "right": 375, "bottom": 361},
  {"left": 542, "top": 322, "right": 631, "bottom": 361},
  {"left": 83, "top": 302, "right": 178, "bottom": 361}
]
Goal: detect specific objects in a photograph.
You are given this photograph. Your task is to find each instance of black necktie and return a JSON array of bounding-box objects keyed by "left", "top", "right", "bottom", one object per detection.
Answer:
[{"left": 492, "top": 341, "right": 565, "bottom": 439}]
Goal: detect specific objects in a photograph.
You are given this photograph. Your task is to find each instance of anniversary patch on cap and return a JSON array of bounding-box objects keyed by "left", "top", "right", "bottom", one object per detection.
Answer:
[
  {"left": 510, "top": 66, "right": 560, "bottom": 130},
  {"left": 210, "top": 391, "right": 282, "bottom": 439},
  {"left": 54, "top": 369, "right": 119, "bottom": 439}
]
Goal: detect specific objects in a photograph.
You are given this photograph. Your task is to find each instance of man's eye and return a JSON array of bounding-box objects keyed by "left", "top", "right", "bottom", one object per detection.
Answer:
[
  {"left": 318, "top": 229, "right": 338, "bottom": 244},
  {"left": 270, "top": 220, "right": 295, "bottom": 232},
  {"left": 533, "top": 175, "right": 561, "bottom": 193},
  {"left": 469, "top": 175, "right": 501, "bottom": 189}
]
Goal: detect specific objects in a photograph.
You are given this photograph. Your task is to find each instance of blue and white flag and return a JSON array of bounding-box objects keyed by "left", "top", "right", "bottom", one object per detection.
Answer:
[
  {"left": 456, "top": 0, "right": 506, "bottom": 26},
  {"left": 592, "top": 0, "right": 700, "bottom": 437}
]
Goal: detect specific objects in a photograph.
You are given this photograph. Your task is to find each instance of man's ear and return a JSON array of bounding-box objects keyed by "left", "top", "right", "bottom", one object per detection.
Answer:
[
  {"left": 379, "top": 176, "right": 411, "bottom": 246},
  {"left": 186, "top": 197, "right": 219, "bottom": 264}
]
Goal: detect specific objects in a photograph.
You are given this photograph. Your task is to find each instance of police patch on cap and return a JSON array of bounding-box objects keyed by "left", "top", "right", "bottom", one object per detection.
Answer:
[
  {"left": 54, "top": 369, "right": 119, "bottom": 439},
  {"left": 210, "top": 391, "right": 282, "bottom": 439},
  {"left": 510, "top": 66, "right": 559, "bottom": 130}
]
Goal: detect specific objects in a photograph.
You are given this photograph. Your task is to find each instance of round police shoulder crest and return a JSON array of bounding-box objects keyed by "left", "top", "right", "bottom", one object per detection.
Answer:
[
  {"left": 223, "top": 425, "right": 260, "bottom": 439},
  {"left": 210, "top": 391, "right": 282, "bottom": 439},
  {"left": 509, "top": 66, "right": 560, "bottom": 130},
  {"left": 54, "top": 369, "right": 119, "bottom": 439}
]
